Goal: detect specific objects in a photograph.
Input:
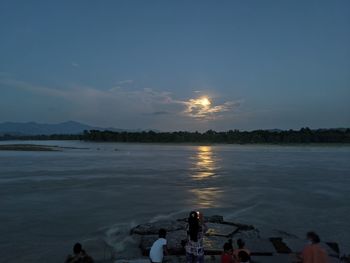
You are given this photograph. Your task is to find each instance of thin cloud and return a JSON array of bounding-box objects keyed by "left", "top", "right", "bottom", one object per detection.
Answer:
[
  {"left": 0, "top": 77, "right": 241, "bottom": 129},
  {"left": 150, "top": 111, "right": 171, "bottom": 115},
  {"left": 183, "top": 98, "right": 240, "bottom": 120},
  {"left": 71, "top": 62, "right": 79, "bottom": 68}
]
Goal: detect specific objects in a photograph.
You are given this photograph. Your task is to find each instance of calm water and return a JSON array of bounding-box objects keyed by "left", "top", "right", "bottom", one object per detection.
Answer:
[{"left": 0, "top": 141, "right": 349, "bottom": 262}]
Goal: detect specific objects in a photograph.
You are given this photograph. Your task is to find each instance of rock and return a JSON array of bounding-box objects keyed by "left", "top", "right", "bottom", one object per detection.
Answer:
[
  {"left": 206, "top": 215, "right": 224, "bottom": 223},
  {"left": 131, "top": 220, "right": 186, "bottom": 235},
  {"left": 326, "top": 242, "right": 340, "bottom": 255},
  {"left": 251, "top": 254, "right": 299, "bottom": 263},
  {"left": 269, "top": 237, "right": 292, "bottom": 253},
  {"left": 203, "top": 236, "right": 229, "bottom": 255},
  {"left": 205, "top": 223, "right": 238, "bottom": 237},
  {"left": 177, "top": 215, "right": 224, "bottom": 224},
  {"left": 243, "top": 238, "right": 276, "bottom": 255},
  {"left": 230, "top": 228, "right": 260, "bottom": 240},
  {"left": 139, "top": 231, "right": 231, "bottom": 256},
  {"left": 114, "top": 260, "right": 150, "bottom": 263},
  {"left": 82, "top": 238, "right": 115, "bottom": 262},
  {"left": 281, "top": 237, "right": 305, "bottom": 254},
  {"left": 319, "top": 243, "right": 340, "bottom": 258},
  {"left": 222, "top": 221, "right": 256, "bottom": 232},
  {"left": 115, "top": 215, "right": 345, "bottom": 262}
]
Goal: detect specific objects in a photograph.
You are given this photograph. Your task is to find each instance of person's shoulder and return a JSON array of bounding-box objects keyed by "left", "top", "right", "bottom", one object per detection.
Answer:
[{"left": 154, "top": 238, "right": 167, "bottom": 245}]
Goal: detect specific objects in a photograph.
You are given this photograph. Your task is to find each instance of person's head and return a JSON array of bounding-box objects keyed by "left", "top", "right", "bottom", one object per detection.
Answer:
[
  {"left": 159, "top": 228, "right": 167, "bottom": 239},
  {"left": 189, "top": 211, "right": 199, "bottom": 221},
  {"left": 237, "top": 239, "right": 245, "bottom": 249},
  {"left": 306, "top": 231, "right": 321, "bottom": 244},
  {"left": 188, "top": 211, "right": 200, "bottom": 242},
  {"left": 223, "top": 242, "right": 233, "bottom": 253},
  {"left": 238, "top": 250, "right": 250, "bottom": 262},
  {"left": 73, "top": 243, "right": 82, "bottom": 255}
]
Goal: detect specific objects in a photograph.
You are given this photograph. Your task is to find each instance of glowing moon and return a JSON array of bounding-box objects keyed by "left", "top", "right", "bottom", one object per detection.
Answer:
[{"left": 199, "top": 97, "right": 211, "bottom": 107}]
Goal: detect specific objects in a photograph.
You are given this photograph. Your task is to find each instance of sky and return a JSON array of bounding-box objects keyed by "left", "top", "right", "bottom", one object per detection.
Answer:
[{"left": 0, "top": 0, "right": 349, "bottom": 131}]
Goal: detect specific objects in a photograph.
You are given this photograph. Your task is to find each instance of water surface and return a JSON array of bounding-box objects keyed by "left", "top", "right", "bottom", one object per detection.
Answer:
[{"left": 0, "top": 141, "right": 349, "bottom": 262}]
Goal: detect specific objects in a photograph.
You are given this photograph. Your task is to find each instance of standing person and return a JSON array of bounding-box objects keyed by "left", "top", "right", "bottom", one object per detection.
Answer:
[
  {"left": 301, "top": 232, "right": 329, "bottom": 263},
  {"left": 149, "top": 228, "right": 168, "bottom": 263},
  {"left": 65, "top": 242, "right": 94, "bottom": 263},
  {"left": 185, "top": 211, "right": 208, "bottom": 263},
  {"left": 233, "top": 239, "right": 250, "bottom": 262},
  {"left": 221, "top": 241, "right": 234, "bottom": 263}
]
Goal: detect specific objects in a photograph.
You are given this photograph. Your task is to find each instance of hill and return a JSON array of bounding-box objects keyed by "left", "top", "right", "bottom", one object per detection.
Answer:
[{"left": 0, "top": 121, "right": 123, "bottom": 135}]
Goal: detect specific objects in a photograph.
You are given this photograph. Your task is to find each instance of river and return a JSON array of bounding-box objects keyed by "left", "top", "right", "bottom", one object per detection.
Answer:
[{"left": 0, "top": 141, "right": 349, "bottom": 262}]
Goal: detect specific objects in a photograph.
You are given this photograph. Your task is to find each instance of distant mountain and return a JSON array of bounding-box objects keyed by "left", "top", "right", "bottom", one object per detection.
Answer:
[{"left": 0, "top": 121, "right": 125, "bottom": 135}]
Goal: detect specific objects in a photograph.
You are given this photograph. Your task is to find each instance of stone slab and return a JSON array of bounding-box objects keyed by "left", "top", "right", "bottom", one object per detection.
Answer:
[
  {"left": 82, "top": 238, "right": 115, "bottom": 262},
  {"left": 205, "top": 223, "right": 238, "bottom": 237},
  {"left": 282, "top": 238, "right": 304, "bottom": 253},
  {"left": 251, "top": 254, "right": 299, "bottom": 263},
  {"left": 243, "top": 238, "right": 276, "bottom": 255},
  {"left": 131, "top": 220, "right": 186, "bottom": 235},
  {"left": 203, "top": 236, "right": 229, "bottom": 254}
]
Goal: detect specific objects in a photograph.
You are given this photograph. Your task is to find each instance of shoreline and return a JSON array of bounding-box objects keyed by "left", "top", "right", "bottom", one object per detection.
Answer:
[
  {"left": 0, "top": 143, "right": 89, "bottom": 151},
  {"left": 1, "top": 140, "right": 350, "bottom": 147}
]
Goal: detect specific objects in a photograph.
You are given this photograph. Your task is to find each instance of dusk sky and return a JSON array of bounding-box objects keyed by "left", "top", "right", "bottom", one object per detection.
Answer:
[{"left": 1, "top": 1, "right": 349, "bottom": 131}]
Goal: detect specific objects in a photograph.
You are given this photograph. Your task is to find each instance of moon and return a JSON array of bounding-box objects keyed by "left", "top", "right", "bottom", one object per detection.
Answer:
[{"left": 198, "top": 97, "right": 211, "bottom": 107}]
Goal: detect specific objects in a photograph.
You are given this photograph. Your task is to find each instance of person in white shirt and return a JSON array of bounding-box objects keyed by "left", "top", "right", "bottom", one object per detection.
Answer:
[{"left": 149, "top": 228, "right": 168, "bottom": 263}]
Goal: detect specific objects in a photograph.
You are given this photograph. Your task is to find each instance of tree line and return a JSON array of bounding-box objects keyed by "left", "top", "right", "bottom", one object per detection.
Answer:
[{"left": 2, "top": 128, "right": 349, "bottom": 143}]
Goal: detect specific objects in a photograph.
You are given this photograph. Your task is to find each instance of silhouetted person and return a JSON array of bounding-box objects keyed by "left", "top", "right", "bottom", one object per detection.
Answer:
[
  {"left": 233, "top": 239, "right": 250, "bottom": 262},
  {"left": 149, "top": 228, "right": 168, "bottom": 263},
  {"left": 221, "top": 240, "right": 234, "bottom": 263},
  {"left": 185, "top": 211, "right": 208, "bottom": 263},
  {"left": 237, "top": 250, "right": 250, "bottom": 263},
  {"left": 65, "top": 242, "right": 94, "bottom": 263},
  {"left": 301, "top": 232, "right": 329, "bottom": 263}
]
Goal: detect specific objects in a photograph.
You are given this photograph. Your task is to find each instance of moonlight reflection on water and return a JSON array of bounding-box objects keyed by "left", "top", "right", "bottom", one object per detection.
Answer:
[{"left": 189, "top": 145, "right": 223, "bottom": 208}]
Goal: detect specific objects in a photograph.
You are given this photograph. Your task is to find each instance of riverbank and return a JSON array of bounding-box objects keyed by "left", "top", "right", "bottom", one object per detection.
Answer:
[
  {"left": 0, "top": 144, "right": 61, "bottom": 151},
  {"left": 0, "top": 143, "right": 89, "bottom": 151}
]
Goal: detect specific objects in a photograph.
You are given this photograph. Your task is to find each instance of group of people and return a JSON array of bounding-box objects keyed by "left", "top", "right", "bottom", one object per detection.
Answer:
[
  {"left": 149, "top": 211, "right": 251, "bottom": 263},
  {"left": 221, "top": 239, "right": 250, "bottom": 263},
  {"left": 65, "top": 211, "right": 330, "bottom": 263},
  {"left": 149, "top": 211, "right": 331, "bottom": 263}
]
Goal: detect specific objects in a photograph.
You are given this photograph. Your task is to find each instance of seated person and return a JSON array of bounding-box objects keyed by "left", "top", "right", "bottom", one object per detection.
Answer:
[
  {"left": 301, "top": 231, "right": 329, "bottom": 263},
  {"left": 221, "top": 241, "right": 234, "bottom": 263},
  {"left": 66, "top": 242, "right": 94, "bottom": 263},
  {"left": 149, "top": 228, "right": 168, "bottom": 263},
  {"left": 233, "top": 239, "right": 250, "bottom": 261},
  {"left": 237, "top": 250, "right": 250, "bottom": 263}
]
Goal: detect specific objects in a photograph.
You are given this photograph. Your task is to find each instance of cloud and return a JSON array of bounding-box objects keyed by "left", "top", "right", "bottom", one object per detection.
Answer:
[
  {"left": 71, "top": 62, "right": 79, "bottom": 68},
  {"left": 0, "top": 77, "right": 241, "bottom": 130},
  {"left": 182, "top": 97, "right": 240, "bottom": 120},
  {"left": 149, "top": 111, "right": 171, "bottom": 115}
]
